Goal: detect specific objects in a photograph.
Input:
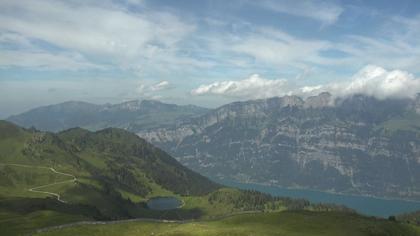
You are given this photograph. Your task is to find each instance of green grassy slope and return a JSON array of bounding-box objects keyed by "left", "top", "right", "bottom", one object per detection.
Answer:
[
  {"left": 1, "top": 121, "right": 309, "bottom": 234},
  {"left": 398, "top": 210, "right": 420, "bottom": 226},
  {"left": 0, "top": 120, "right": 219, "bottom": 197},
  {"left": 35, "top": 211, "right": 420, "bottom": 236},
  {"left": 0, "top": 120, "right": 221, "bottom": 234},
  {"left": 1, "top": 120, "right": 417, "bottom": 235}
]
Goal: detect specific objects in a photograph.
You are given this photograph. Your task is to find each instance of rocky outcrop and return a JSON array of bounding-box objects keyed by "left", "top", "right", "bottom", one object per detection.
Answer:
[{"left": 139, "top": 94, "right": 420, "bottom": 201}]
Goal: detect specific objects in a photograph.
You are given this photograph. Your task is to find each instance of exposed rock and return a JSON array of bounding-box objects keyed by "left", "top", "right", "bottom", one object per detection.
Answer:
[{"left": 139, "top": 94, "right": 420, "bottom": 201}]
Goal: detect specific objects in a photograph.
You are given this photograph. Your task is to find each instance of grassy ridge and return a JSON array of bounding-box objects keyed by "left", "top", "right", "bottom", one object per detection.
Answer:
[
  {"left": 0, "top": 164, "right": 72, "bottom": 198},
  {"left": 0, "top": 120, "right": 221, "bottom": 234},
  {"left": 35, "top": 211, "right": 420, "bottom": 236},
  {"left": 0, "top": 210, "right": 89, "bottom": 236}
]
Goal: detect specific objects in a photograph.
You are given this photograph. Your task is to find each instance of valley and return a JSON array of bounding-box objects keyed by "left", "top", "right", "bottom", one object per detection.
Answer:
[
  {"left": 10, "top": 94, "right": 420, "bottom": 202},
  {"left": 2, "top": 120, "right": 418, "bottom": 235}
]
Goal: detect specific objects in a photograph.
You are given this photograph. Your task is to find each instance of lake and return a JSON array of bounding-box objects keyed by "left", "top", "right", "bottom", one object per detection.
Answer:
[
  {"left": 215, "top": 179, "right": 420, "bottom": 218},
  {"left": 147, "top": 197, "right": 182, "bottom": 210}
]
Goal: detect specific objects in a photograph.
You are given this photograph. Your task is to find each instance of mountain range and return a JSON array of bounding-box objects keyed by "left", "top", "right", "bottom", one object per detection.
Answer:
[
  {"left": 0, "top": 120, "right": 360, "bottom": 235},
  {"left": 7, "top": 100, "right": 208, "bottom": 132},
  {"left": 7, "top": 93, "right": 420, "bottom": 201}
]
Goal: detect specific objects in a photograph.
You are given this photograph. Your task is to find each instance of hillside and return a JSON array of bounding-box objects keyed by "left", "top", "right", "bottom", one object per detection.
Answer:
[
  {"left": 35, "top": 211, "right": 420, "bottom": 236},
  {"left": 1, "top": 121, "right": 419, "bottom": 235},
  {"left": 398, "top": 210, "right": 420, "bottom": 225},
  {"left": 0, "top": 120, "right": 218, "bottom": 198},
  {"left": 0, "top": 120, "right": 219, "bottom": 234},
  {"left": 7, "top": 100, "right": 208, "bottom": 132},
  {"left": 0, "top": 121, "right": 329, "bottom": 235},
  {"left": 138, "top": 93, "right": 420, "bottom": 201}
]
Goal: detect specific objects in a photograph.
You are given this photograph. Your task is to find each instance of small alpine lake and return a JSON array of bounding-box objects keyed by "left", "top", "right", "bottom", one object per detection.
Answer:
[
  {"left": 215, "top": 179, "right": 420, "bottom": 218},
  {"left": 147, "top": 196, "right": 183, "bottom": 211}
]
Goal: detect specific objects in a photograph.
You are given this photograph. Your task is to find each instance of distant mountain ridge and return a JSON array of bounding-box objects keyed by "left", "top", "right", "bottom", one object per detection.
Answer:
[
  {"left": 137, "top": 93, "right": 420, "bottom": 201},
  {"left": 7, "top": 100, "right": 208, "bottom": 132},
  {"left": 7, "top": 94, "right": 420, "bottom": 201}
]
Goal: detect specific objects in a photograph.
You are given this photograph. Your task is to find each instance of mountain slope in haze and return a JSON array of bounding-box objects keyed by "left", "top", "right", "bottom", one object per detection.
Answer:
[
  {"left": 7, "top": 100, "right": 208, "bottom": 132},
  {"left": 138, "top": 93, "right": 420, "bottom": 201}
]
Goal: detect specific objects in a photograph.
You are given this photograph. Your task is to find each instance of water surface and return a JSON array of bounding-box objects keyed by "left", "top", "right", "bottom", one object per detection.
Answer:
[
  {"left": 216, "top": 179, "right": 420, "bottom": 217},
  {"left": 147, "top": 197, "right": 182, "bottom": 211}
]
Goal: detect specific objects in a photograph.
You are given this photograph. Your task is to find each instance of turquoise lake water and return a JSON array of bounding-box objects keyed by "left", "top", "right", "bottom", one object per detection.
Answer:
[{"left": 215, "top": 179, "right": 420, "bottom": 217}]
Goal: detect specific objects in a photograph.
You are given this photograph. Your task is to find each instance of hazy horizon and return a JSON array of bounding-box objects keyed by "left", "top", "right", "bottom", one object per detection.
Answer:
[{"left": 2, "top": 0, "right": 420, "bottom": 117}]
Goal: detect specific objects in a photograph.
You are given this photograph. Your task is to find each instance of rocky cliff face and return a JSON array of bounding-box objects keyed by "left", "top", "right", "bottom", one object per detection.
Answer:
[{"left": 138, "top": 93, "right": 420, "bottom": 200}]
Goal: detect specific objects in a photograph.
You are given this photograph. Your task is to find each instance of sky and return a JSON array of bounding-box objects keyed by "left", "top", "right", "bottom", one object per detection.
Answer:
[{"left": 1, "top": 0, "right": 420, "bottom": 118}]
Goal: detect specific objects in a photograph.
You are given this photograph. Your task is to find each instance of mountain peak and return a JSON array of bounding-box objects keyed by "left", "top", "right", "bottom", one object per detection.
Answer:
[
  {"left": 140, "top": 99, "right": 164, "bottom": 106},
  {"left": 280, "top": 95, "right": 304, "bottom": 107},
  {"left": 304, "top": 92, "right": 332, "bottom": 108},
  {"left": 112, "top": 99, "right": 171, "bottom": 112}
]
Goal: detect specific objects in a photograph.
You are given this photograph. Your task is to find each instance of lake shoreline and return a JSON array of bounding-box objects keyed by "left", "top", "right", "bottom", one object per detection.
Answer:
[
  {"left": 213, "top": 178, "right": 420, "bottom": 217},
  {"left": 217, "top": 179, "right": 420, "bottom": 204}
]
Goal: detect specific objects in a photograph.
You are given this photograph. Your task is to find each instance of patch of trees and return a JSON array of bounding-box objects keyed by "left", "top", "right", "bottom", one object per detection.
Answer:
[
  {"left": 310, "top": 203, "right": 355, "bottom": 213},
  {"left": 108, "top": 165, "right": 150, "bottom": 196},
  {"left": 208, "top": 189, "right": 357, "bottom": 213},
  {"left": 208, "top": 189, "right": 310, "bottom": 211}
]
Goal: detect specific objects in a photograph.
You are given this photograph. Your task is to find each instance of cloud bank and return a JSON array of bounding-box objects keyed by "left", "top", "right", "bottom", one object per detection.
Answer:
[
  {"left": 330, "top": 65, "right": 420, "bottom": 99},
  {"left": 192, "top": 65, "right": 420, "bottom": 100},
  {"left": 191, "top": 74, "right": 289, "bottom": 99},
  {"left": 0, "top": 0, "right": 197, "bottom": 72}
]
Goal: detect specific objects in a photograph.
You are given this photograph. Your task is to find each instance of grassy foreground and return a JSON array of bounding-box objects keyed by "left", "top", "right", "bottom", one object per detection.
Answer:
[{"left": 35, "top": 211, "right": 420, "bottom": 236}]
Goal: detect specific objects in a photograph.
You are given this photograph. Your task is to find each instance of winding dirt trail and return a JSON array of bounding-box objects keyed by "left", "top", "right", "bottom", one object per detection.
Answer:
[{"left": 0, "top": 163, "right": 77, "bottom": 203}]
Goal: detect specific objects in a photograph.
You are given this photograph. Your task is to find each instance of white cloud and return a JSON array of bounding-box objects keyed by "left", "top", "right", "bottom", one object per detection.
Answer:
[
  {"left": 0, "top": 0, "right": 199, "bottom": 71},
  {"left": 333, "top": 35, "right": 420, "bottom": 73},
  {"left": 150, "top": 81, "right": 172, "bottom": 91},
  {"left": 332, "top": 65, "right": 420, "bottom": 99},
  {"left": 300, "top": 85, "right": 323, "bottom": 94},
  {"left": 0, "top": 32, "right": 101, "bottom": 70},
  {"left": 325, "top": 13, "right": 420, "bottom": 73},
  {"left": 298, "top": 65, "right": 420, "bottom": 99},
  {"left": 255, "top": 0, "right": 343, "bottom": 25},
  {"left": 136, "top": 80, "right": 173, "bottom": 98},
  {"left": 230, "top": 28, "right": 331, "bottom": 68},
  {"left": 192, "top": 65, "right": 420, "bottom": 100},
  {"left": 191, "top": 74, "right": 289, "bottom": 99},
  {"left": 0, "top": 50, "right": 102, "bottom": 70}
]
